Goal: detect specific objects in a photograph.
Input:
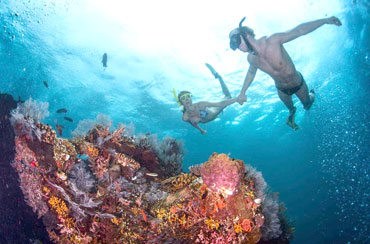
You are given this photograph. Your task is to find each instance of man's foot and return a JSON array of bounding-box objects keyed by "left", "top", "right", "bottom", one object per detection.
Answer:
[
  {"left": 286, "top": 106, "right": 299, "bottom": 131},
  {"left": 304, "top": 89, "right": 315, "bottom": 110}
]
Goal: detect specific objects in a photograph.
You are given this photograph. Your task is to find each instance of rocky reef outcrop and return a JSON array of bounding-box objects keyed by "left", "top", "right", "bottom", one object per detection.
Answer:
[{"left": 9, "top": 98, "right": 293, "bottom": 244}]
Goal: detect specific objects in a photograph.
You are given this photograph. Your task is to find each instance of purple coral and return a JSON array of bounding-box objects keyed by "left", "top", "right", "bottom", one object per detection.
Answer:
[{"left": 200, "top": 153, "right": 245, "bottom": 196}]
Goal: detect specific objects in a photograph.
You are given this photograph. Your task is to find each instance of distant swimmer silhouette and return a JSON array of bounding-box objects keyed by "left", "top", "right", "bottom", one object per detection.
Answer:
[
  {"left": 102, "top": 53, "right": 108, "bottom": 70},
  {"left": 230, "top": 16, "right": 342, "bottom": 130},
  {"left": 173, "top": 63, "right": 237, "bottom": 135}
]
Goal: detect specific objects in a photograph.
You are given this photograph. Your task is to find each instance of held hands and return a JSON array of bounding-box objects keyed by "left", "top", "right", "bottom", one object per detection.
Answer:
[
  {"left": 326, "top": 16, "right": 342, "bottom": 26},
  {"left": 236, "top": 93, "right": 247, "bottom": 105}
]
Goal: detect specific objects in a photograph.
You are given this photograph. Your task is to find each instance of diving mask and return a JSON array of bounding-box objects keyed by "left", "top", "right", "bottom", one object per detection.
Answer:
[
  {"left": 230, "top": 33, "right": 242, "bottom": 50},
  {"left": 179, "top": 93, "right": 192, "bottom": 102}
]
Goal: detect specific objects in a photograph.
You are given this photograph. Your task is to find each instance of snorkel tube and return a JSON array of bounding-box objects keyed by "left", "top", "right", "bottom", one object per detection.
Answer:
[
  {"left": 172, "top": 88, "right": 182, "bottom": 107},
  {"left": 238, "top": 17, "right": 254, "bottom": 52}
]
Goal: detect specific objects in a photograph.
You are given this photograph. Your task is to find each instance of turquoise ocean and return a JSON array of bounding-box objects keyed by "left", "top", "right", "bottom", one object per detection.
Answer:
[{"left": 0, "top": 0, "right": 369, "bottom": 243}]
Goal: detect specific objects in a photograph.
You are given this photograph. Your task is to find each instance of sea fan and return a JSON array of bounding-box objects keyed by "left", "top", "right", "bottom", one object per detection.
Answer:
[
  {"left": 69, "top": 162, "right": 96, "bottom": 193},
  {"left": 245, "top": 165, "right": 267, "bottom": 199},
  {"left": 260, "top": 192, "right": 283, "bottom": 240},
  {"left": 10, "top": 98, "right": 50, "bottom": 141},
  {"left": 121, "top": 122, "right": 135, "bottom": 137},
  {"left": 72, "top": 113, "right": 112, "bottom": 137},
  {"left": 10, "top": 97, "right": 49, "bottom": 122},
  {"left": 68, "top": 182, "right": 101, "bottom": 209},
  {"left": 144, "top": 181, "right": 168, "bottom": 204},
  {"left": 146, "top": 135, "right": 184, "bottom": 177}
]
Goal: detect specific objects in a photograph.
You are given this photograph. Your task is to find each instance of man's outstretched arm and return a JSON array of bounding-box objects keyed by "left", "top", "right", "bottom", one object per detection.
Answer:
[
  {"left": 270, "top": 16, "right": 342, "bottom": 44},
  {"left": 237, "top": 65, "right": 257, "bottom": 105}
]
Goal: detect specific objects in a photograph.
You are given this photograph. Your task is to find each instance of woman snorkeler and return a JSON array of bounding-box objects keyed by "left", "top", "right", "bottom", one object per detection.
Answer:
[{"left": 173, "top": 63, "right": 237, "bottom": 135}]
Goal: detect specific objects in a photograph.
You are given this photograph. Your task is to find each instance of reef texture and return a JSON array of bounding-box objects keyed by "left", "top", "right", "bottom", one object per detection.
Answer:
[
  {"left": 10, "top": 100, "right": 292, "bottom": 244},
  {"left": 0, "top": 94, "right": 52, "bottom": 244}
]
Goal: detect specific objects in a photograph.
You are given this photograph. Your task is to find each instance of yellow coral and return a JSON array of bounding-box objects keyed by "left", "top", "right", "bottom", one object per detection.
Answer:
[
  {"left": 156, "top": 208, "right": 166, "bottom": 219},
  {"left": 87, "top": 145, "right": 99, "bottom": 157},
  {"left": 204, "top": 217, "right": 220, "bottom": 230},
  {"left": 42, "top": 186, "right": 50, "bottom": 195},
  {"left": 48, "top": 196, "right": 68, "bottom": 218},
  {"left": 234, "top": 223, "right": 243, "bottom": 233},
  {"left": 64, "top": 217, "right": 74, "bottom": 229},
  {"left": 111, "top": 217, "right": 120, "bottom": 226},
  {"left": 162, "top": 173, "right": 198, "bottom": 191},
  {"left": 178, "top": 214, "right": 187, "bottom": 227}
]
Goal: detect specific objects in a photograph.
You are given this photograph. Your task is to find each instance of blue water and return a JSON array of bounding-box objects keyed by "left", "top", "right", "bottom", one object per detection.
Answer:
[{"left": 1, "top": 0, "right": 369, "bottom": 243}]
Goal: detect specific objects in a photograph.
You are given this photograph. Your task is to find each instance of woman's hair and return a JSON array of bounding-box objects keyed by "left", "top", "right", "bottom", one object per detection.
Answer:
[{"left": 177, "top": 91, "right": 191, "bottom": 105}]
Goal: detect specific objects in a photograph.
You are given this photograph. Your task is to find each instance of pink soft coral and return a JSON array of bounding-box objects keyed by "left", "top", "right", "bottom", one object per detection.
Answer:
[{"left": 200, "top": 153, "right": 245, "bottom": 196}]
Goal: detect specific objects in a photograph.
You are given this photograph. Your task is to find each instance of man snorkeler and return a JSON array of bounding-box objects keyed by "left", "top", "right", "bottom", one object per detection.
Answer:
[
  {"left": 230, "top": 16, "right": 342, "bottom": 130},
  {"left": 174, "top": 64, "right": 237, "bottom": 135}
]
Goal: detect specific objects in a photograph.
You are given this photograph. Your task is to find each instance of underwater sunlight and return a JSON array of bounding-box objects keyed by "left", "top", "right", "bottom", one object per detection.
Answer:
[{"left": 0, "top": 0, "right": 369, "bottom": 243}]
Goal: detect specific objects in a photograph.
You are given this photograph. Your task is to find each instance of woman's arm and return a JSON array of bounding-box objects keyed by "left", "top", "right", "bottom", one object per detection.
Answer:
[
  {"left": 198, "top": 97, "right": 237, "bottom": 108},
  {"left": 190, "top": 122, "right": 207, "bottom": 135}
]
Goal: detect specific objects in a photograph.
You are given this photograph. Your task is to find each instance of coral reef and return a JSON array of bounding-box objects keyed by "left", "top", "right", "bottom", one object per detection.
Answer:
[
  {"left": 201, "top": 153, "right": 245, "bottom": 196},
  {"left": 136, "top": 134, "right": 184, "bottom": 177},
  {"left": 10, "top": 101, "right": 292, "bottom": 244},
  {"left": 0, "top": 94, "right": 51, "bottom": 244}
]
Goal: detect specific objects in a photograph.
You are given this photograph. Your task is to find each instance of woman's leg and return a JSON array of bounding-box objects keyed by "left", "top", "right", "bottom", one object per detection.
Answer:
[
  {"left": 205, "top": 63, "right": 232, "bottom": 99},
  {"left": 218, "top": 76, "right": 232, "bottom": 99}
]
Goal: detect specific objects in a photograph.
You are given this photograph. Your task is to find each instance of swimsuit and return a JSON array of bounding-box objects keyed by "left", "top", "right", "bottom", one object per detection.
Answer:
[
  {"left": 277, "top": 72, "right": 305, "bottom": 96},
  {"left": 199, "top": 110, "right": 208, "bottom": 119}
]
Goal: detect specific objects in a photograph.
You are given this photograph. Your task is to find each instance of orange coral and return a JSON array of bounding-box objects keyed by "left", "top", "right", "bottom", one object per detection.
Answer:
[
  {"left": 241, "top": 218, "right": 252, "bottom": 232},
  {"left": 87, "top": 145, "right": 99, "bottom": 158}
]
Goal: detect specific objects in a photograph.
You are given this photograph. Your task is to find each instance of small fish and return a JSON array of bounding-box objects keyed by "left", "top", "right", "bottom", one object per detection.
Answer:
[
  {"left": 56, "top": 124, "right": 63, "bottom": 136},
  {"left": 141, "top": 209, "right": 148, "bottom": 222},
  {"left": 145, "top": 172, "right": 158, "bottom": 177},
  {"left": 30, "top": 160, "right": 39, "bottom": 167},
  {"left": 254, "top": 198, "right": 262, "bottom": 204},
  {"left": 77, "top": 154, "right": 89, "bottom": 161},
  {"left": 43, "top": 80, "right": 48, "bottom": 88},
  {"left": 56, "top": 108, "right": 67, "bottom": 113},
  {"left": 201, "top": 190, "right": 208, "bottom": 200},
  {"left": 102, "top": 53, "right": 108, "bottom": 69},
  {"left": 64, "top": 117, "right": 73, "bottom": 122}
]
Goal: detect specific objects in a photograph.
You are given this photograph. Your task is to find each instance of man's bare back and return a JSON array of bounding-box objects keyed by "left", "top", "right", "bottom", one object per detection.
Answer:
[{"left": 229, "top": 16, "right": 342, "bottom": 130}]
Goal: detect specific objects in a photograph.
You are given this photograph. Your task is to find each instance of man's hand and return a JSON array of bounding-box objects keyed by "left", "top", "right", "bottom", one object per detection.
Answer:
[
  {"left": 236, "top": 93, "right": 247, "bottom": 105},
  {"left": 326, "top": 16, "right": 342, "bottom": 26},
  {"left": 201, "top": 130, "right": 207, "bottom": 135}
]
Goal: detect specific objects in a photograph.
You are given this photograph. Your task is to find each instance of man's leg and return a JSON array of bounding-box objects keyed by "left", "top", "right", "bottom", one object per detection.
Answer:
[
  {"left": 277, "top": 90, "right": 299, "bottom": 130},
  {"left": 295, "top": 81, "right": 315, "bottom": 110}
]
